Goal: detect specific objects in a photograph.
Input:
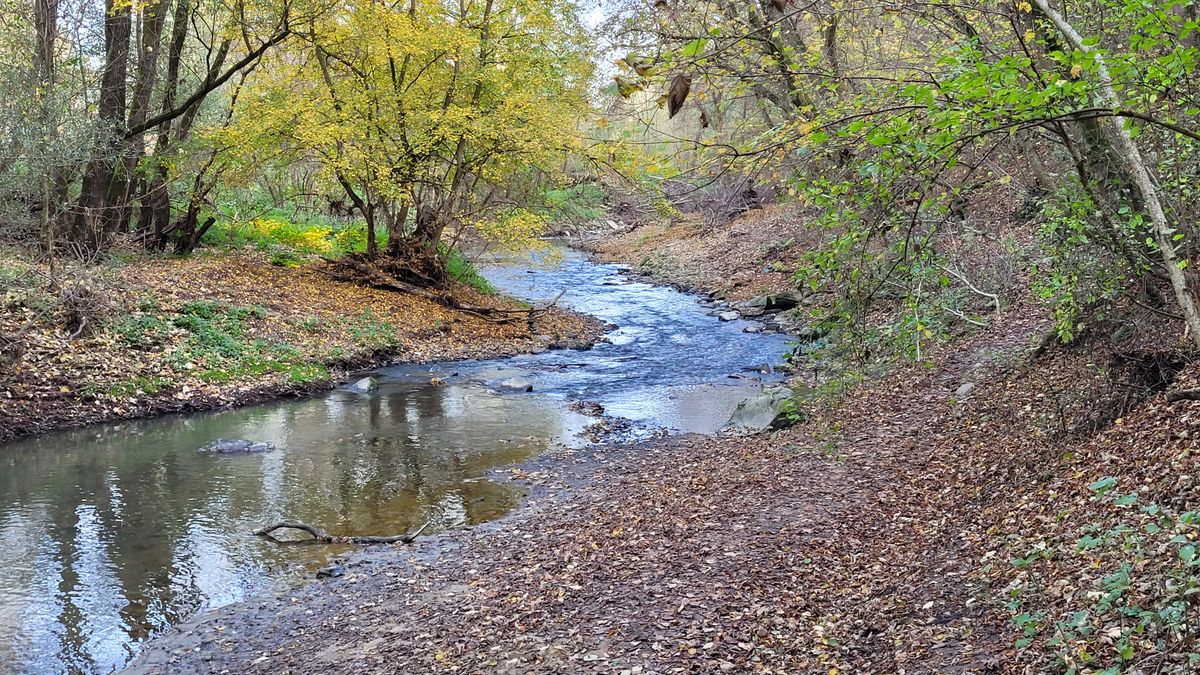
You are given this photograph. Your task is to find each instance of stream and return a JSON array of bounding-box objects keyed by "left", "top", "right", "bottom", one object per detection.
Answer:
[{"left": 0, "top": 244, "right": 791, "bottom": 675}]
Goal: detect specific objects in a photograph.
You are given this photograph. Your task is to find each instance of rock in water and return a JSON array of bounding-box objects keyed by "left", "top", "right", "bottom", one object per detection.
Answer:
[
  {"left": 498, "top": 378, "right": 535, "bottom": 392},
  {"left": 347, "top": 376, "right": 378, "bottom": 393},
  {"left": 199, "top": 439, "right": 274, "bottom": 454},
  {"left": 316, "top": 564, "right": 345, "bottom": 579},
  {"left": 718, "top": 311, "right": 741, "bottom": 322},
  {"left": 727, "top": 387, "right": 799, "bottom": 431}
]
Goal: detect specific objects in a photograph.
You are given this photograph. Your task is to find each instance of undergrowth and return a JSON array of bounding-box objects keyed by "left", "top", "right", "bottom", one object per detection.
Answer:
[
  {"left": 109, "top": 300, "right": 332, "bottom": 387},
  {"left": 999, "top": 477, "right": 1200, "bottom": 673},
  {"left": 200, "top": 210, "right": 496, "bottom": 295},
  {"left": 539, "top": 184, "right": 607, "bottom": 224}
]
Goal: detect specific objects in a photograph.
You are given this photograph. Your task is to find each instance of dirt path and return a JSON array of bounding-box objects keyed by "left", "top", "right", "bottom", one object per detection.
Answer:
[{"left": 125, "top": 309, "right": 1047, "bottom": 674}]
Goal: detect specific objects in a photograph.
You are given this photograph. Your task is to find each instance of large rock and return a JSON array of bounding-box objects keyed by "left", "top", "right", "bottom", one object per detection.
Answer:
[
  {"left": 765, "top": 309, "right": 830, "bottom": 341},
  {"left": 740, "top": 291, "right": 803, "bottom": 313},
  {"left": 199, "top": 439, "right": 274, "bottom": 454},
  {"left": 347, "top": 376, "right": 378, "bottom": 393},
  {"left": 717, "top": 311, "right": 741, "bottom": 322},
  {"left": 498, "top": 378, "right": 535, "bottom": 392},
  {"left": 727, "top": 386, "right": 800, "bottom": 431}
]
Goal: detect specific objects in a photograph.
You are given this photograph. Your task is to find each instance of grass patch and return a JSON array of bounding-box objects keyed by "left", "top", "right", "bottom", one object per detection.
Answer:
[
  {"left": 445, "top": 247, "right": 496, "bottom": 295},
  {"left": 287, "top": 363, "right": 330, "bottom": 384},
  {"left": 201, "top": 210, "right": 375, "bottom": 257},
  {"left": 110, "top": 312, "right": 173, "bottom": 349},
  {"left": 197, "top": 211, "right": 496, "bottom": 296},
  {"left": 105, "top": 376, "right": 172, "bottom": 397},
  {"left": 345, "top": 308, "right": 400, "bottom": 348},
  {"left": 108, "top": 298, "right": 341, "bottom": 388}
]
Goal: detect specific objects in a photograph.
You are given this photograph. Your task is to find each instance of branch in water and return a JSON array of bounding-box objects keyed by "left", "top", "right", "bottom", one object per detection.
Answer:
[{"left": 253, "top": 520, "right": 431, "bottom": 545}]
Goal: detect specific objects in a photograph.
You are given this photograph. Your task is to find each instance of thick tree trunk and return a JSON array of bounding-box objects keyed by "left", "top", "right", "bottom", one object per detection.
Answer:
[
  {"left": 119, "top": 0, "right": 169, "bottom": 236},
  {"left": 386, "top": 203, "right": 410, "bottom": 257},
  {"left": 1034, "top": 0, "right": 1200, "bottom": 350},
  {"left": 73, "top": 0, "right": 131, "bottom": 252}
]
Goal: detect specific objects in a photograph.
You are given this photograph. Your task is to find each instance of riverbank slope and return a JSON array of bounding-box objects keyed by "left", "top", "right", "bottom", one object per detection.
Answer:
[
  {"left": 0, "top": 248, "right": 603, "bottom": 442},
  {"left": 583, "top": 204, "right": 814, "bottom": 301}
]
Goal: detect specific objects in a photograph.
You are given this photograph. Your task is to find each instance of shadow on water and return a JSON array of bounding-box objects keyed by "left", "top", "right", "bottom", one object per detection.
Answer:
[{"left": 0, "top": 243, "right": 791, "bottom": 674}]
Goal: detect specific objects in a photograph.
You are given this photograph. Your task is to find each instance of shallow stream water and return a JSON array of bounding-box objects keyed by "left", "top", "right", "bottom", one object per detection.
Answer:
[{"left": 0, "top": 245, "right": 791, "bottom": 674}]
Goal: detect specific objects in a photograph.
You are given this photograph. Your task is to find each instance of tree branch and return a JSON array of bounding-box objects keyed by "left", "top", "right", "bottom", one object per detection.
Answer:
[{"left": 124, "top": 27, "right": 290, "bottom": 138}]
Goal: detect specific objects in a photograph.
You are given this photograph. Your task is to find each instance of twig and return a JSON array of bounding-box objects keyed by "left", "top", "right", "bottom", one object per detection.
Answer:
[{"left": 939, "top": 264, "right": 1001, "bottom": 315}]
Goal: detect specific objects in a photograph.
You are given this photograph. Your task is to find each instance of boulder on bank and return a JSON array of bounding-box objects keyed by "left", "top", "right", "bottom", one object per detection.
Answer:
[
  {"left": 199, "top": 439, "right": 274, "bottom": 454},
  {"left": 727, "top": 386, "right": 800, "bottom": 431},
  {"left": 718, "top": 311, "right": 741, "bottom": 322},
  {"left": 740, "top": 292, "right": 803, "bottom": 313},
  {"left": 764, "top": 309, "right": 830, "bottom": 342}
]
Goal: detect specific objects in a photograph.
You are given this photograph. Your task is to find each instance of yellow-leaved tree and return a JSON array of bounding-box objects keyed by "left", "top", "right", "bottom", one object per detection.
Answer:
[{"left": 222, "top": 0, "right": 592, "bottom": 284}]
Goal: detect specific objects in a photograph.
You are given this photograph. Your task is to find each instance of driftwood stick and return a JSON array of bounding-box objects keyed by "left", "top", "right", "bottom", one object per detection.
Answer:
[
  {"left": 254, "top": 520, "right": 432, "bottom": 545},
  {"left": 254, "top": 521, "right": 329, "bottom": 539}
]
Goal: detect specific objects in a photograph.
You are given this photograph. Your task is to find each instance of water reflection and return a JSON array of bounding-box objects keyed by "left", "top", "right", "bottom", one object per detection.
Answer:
[
  {"left": 0, "top": 382, "right": 570, "bottom": 674},
  {"left": 0, "top": 244, "right": 791, "bottom": 674}
]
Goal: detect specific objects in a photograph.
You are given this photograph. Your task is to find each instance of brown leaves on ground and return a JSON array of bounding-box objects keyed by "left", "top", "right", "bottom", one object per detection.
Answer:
[
  {"left": 129, "top": 305, "right": 1050, "bottom": 675},
  {"left": 0, "top": 250, "right": 603, "bottom": 442}
]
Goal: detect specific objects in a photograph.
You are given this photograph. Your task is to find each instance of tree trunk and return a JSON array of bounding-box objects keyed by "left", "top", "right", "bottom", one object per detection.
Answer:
[
  {"left": 1034, "top": 0, "right": 1200, "bottom": 350},
  {"left": 119, "top": 0, "right": 170, "bottom": 236},
  {"left": 73, "top": 0, "right": 131, "bottom": 252},
  {"left": 34, "top": 0, "right": 60, "bottom": 252},
  {"left": 386, "top": 203, "right": 410, "bottom": 256}
]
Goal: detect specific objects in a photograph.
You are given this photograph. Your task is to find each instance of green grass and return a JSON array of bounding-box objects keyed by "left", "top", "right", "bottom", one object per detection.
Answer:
[
  {"left": 200, "top": 209, "right": 373, "bottom": 257},
  {"left": 287, "top": 363, "right": 330, "bottom": 384},
  {"left": 200, "top": 211, "right": 495, "bottom": 294},
  {"left": 108, "top": 298, "right": 335, "bottom": 388},
  {"left": 445, "top": 247, "right": 496, "bottom": 295},
  {"left": 345, "top": 308, "right": 401, "bottom": 348},
  {"left": 105, "top": 376, "right": 172, "bottom": 397}
]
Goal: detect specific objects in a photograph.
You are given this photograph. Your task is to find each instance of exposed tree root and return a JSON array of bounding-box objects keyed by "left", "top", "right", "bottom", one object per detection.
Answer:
[
  {"left": 254, "top": 520, "right": 431, "bottom": 545},
  {"left": 321, "top": 254, "right": 563, "bottom": 324}
]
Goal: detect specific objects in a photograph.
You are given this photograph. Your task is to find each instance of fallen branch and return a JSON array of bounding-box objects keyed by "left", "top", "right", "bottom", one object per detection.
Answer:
[
  {"left": 939, "top": 264, "right": 1001, "bottom": 316},
  {"left": 1166, "top": 389, "right": 1200, "bottom": 403},
  {"left": 254, "top": 520, "right": 431, "bottom": 545}
]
